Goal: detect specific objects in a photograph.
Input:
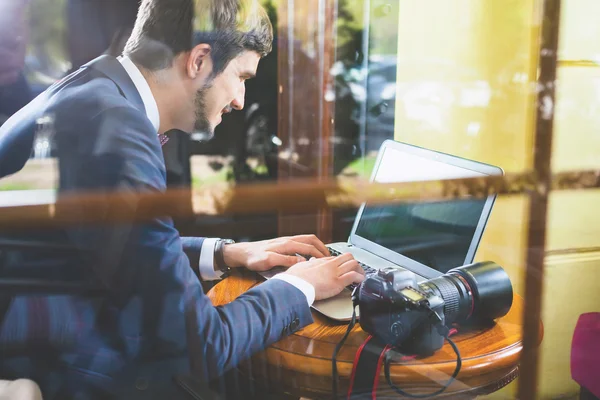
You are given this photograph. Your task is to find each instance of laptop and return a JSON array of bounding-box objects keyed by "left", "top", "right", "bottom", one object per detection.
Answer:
[{"left": 261, "top": 140, "right": 503, "bottom": 321}]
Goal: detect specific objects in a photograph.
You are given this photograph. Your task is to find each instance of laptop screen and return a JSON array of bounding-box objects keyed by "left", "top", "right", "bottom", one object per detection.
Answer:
[{"left": 353, "top": 145, "right": 489, "bottom": 274}]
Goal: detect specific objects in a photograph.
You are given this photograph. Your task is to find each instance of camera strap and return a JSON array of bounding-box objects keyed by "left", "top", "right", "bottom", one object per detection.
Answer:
[
  {"left": 346, "top": 336, "right": 420, "bottom": 399},
  {"left": 346, "top": 335, "right": 390, "bottom": 399},
  {"left": 345, "top": 327, "right": 460, "bottom": 400}
]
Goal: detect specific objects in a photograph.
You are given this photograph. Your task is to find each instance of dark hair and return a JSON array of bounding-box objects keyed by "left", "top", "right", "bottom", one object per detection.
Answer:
[{"left": 123, "top": 0, "right": 273, "bottom": 74}]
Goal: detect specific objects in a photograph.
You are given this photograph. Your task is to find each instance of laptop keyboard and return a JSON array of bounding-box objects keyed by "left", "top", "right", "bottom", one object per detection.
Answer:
[{"left": 327, "top": 247, "right": 377, "bottom": 290}]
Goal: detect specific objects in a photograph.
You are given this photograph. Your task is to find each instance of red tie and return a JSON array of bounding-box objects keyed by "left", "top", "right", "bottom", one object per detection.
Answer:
[{"left": 158, "top": 134, "right": 169, "bottom": 146}]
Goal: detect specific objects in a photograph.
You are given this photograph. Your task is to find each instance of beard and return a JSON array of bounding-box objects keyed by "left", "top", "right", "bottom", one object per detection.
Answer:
[{"left": 192, "top": 79, "right": 214, "bottom": 139}]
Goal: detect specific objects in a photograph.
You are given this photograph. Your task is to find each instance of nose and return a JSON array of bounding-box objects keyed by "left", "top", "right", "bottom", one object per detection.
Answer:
[{"left": 231, "top": 82, "right": 246, "bottom": 111}]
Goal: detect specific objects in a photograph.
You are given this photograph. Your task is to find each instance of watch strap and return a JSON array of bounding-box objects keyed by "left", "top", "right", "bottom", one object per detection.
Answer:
[{"left": 214, "top": 239, "right": 234, "bottom": 275}]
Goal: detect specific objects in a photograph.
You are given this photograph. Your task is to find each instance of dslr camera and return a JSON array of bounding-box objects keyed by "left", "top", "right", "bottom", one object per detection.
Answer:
[{"left": 356, "top": 262, "right": 513, "bottom": 355}]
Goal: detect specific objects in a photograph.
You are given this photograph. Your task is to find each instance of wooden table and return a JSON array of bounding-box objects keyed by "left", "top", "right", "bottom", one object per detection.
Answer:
[{"left": 207, "top": 270, "right": 540, "bottom": 399}]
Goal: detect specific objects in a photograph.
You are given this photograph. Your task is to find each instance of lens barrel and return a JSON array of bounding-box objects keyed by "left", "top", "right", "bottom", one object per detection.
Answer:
[{"left": 419, "top": 261, "right": 513, "bottom": 325}]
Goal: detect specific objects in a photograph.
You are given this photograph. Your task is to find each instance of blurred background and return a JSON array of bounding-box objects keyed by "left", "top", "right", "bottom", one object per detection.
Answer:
[{"left": 1, "top": 0, "right": 599, "bottom": 398}]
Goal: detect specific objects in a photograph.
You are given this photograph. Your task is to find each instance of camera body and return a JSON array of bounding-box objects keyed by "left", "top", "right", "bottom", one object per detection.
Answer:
[
  {"left": 357, "top": 268, "right": 446, "bottom": 355},
  {"left": 357, "top": 262, "right": 513, "bottom": 356}
]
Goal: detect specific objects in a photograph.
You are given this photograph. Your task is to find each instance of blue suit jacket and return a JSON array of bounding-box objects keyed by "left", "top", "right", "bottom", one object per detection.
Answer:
[{"left": 0, "top": 56, "right": 313, "bottom": 399}]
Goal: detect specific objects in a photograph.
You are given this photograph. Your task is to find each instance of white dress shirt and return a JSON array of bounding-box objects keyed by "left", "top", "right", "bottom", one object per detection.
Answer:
[{"left": 117, "top": 56, "right": 315, "bottom": 305}]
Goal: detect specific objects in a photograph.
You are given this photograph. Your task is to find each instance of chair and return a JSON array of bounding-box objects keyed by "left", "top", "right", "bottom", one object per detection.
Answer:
[
  {"left": 0, "top": 238, "right": 106, "bottom": 326},
  {"left": 0, "top": 238, "right": 105, "bottom": 399},
  {"left": 0, "top": 237, "right": 221, "bottom": 399},
  {"left": 571, "top": 312, "right": 600, "bottom": 400}
]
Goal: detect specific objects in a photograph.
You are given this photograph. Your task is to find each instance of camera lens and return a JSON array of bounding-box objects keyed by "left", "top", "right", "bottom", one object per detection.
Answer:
[
  {"left": 419, "top": 261, "right": 513, "bottom": 325},
  {"left": 449, "top": 261, "right": 514, "bottom": 321}
]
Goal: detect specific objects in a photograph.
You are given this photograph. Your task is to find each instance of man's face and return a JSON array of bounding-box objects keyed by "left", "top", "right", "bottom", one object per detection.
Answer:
[{"left": 193, "top": 51, "right": 260, "bottom": 136}]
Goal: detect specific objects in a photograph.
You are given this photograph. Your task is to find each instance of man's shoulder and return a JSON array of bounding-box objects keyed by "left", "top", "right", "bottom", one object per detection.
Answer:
[
  {"left": 46, "top": 73, "right": 159, "bottom": 157},
  {"left": 53, "top": 74, "right": 148, "bottom": 128},
  {"left": 51, "top": 72, "right": 165, "bottom": 187}
]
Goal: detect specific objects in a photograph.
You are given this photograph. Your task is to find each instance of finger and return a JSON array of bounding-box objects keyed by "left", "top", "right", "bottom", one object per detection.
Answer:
[
  {"left": 337, "top": 259, "right": 364, "bottom": 277},
  {"left": 266, "top": 253, "right": 305, "bottom": 268},
  {"left": 302, "top": 255, "right": 320, "bottom": 261},
  {"left": 306, "top": 256, "right": 335, "bottom": 263},
  {"left": 283, "top": 240, "right": 326, "bottom": 259},
  {"left": 339, "top": 271, "right": 366, "bottom": 287},
  {"left": 292, "top": 234, "right": 330, "bottom": 257},
  {"left": 317, "top": 256, "right": 336, "bottom": 262},
  {"left": 332, "top": 252, "right": 355, "bottom": 264}
]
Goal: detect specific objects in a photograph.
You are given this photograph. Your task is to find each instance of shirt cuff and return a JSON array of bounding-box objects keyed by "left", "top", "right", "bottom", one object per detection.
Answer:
[
  {"left": 272, "top": 274, "right": 315, "bottom": 306},
  {"left": 199, "top": 238, "right": 223, "bottom": 281}
]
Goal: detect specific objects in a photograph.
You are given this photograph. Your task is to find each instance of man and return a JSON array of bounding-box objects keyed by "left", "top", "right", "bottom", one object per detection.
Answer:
[{"left": 0, "top": 0, "right": 365, "bottom": 398}]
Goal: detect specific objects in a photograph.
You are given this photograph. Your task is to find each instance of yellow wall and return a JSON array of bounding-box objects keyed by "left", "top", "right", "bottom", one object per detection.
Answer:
[
  {"left": 393, "top": 0, "right": 540, "bottom": 173},
  {"left": 393, "top": 1, "right": 600, "bottom": 398},
  {"left": 553, "top": 0, "right": 600, "bottom": 173},
  {"left": 393, "top": 0, "right": 541, "bottom": 296}
]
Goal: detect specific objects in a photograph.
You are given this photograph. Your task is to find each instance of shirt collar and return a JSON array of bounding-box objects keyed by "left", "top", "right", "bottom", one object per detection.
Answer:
[{"left": 118, "top": 56, "right": 160, "bottom": 133}]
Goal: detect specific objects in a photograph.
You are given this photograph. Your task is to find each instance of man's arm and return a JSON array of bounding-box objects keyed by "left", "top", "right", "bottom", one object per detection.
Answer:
[{"left": 107, "top": 210, "right": 314, "bottom": 381}]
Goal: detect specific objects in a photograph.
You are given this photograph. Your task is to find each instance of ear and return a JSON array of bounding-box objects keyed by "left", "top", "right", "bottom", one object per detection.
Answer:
[{"left": 186, "top": 43, "right": 212, "bottom": 79}]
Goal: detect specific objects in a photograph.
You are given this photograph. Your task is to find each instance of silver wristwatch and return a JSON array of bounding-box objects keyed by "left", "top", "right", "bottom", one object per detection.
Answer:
[{"left": 214, "top": 239, "right": 235, "bottom": 274}]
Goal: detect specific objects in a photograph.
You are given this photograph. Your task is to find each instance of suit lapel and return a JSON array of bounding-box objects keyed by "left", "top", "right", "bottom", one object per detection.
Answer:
[{"left": 82, "top": 55, "right": 146, "bottom": 116}]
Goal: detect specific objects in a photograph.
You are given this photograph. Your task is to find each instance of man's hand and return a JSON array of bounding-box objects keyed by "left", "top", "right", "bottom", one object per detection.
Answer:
[
  {"left": 284, "top": 253, "right": 365, "bottom": 300},
  {"left": 222, "top": 234, "right": 331, "bottom": 272}
]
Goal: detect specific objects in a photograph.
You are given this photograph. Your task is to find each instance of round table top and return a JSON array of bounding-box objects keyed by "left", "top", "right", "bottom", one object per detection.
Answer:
[{"left": 207, "top": 270, "right": 538, "bottom": 398}]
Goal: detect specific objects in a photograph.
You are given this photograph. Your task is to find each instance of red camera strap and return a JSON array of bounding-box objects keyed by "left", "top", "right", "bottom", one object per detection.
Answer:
[
  {"left": 347, "top": 328, "right": 458, "bottom": 399},
  {"left": 347, "top": 336, "right": 393, "bottom": 399}
]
